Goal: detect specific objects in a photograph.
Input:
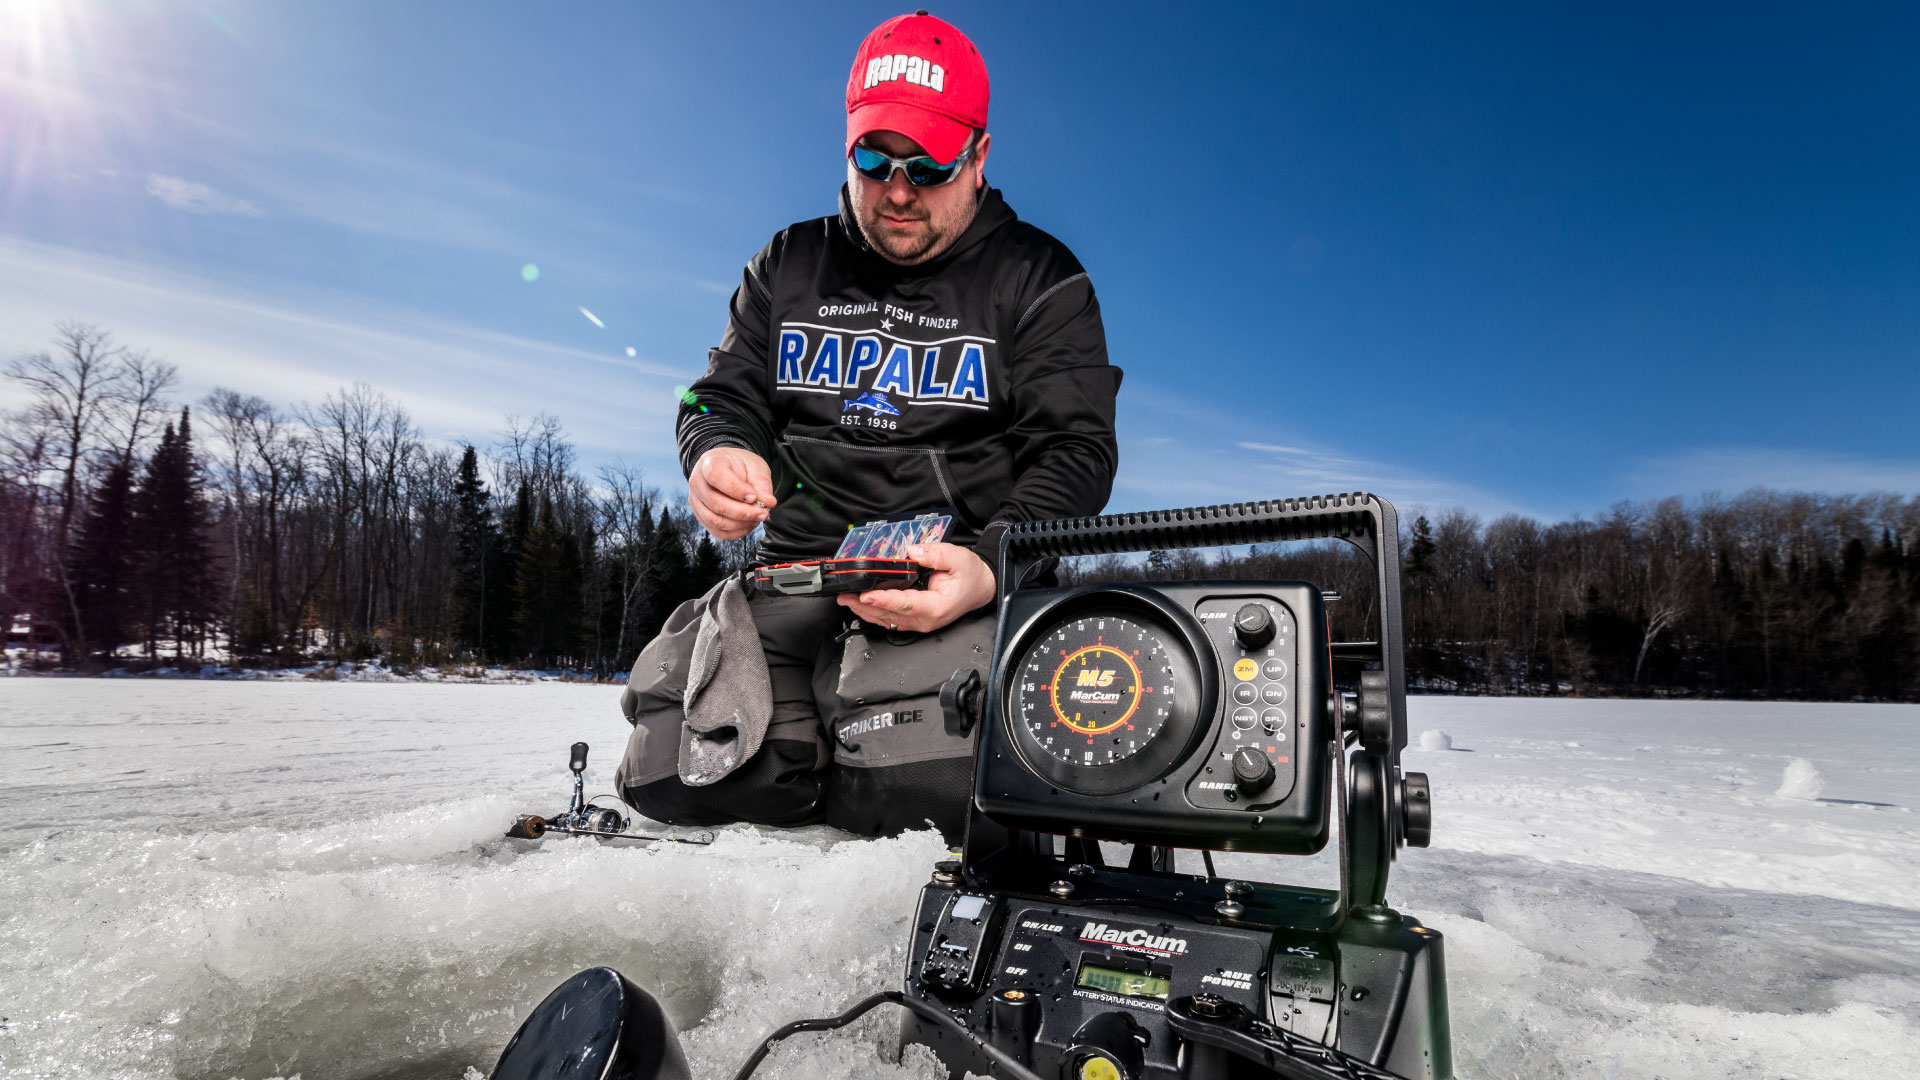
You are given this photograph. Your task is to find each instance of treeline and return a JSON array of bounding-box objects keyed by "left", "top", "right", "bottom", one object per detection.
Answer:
[
  {"left": 2, "top": 323, "right": 742, "bottom": 675},
  {"left": 1064, "top": 493, "right": 1920, "bottom": 701},
  {"left": 11, "top": 324, "right": 1919, "bottom": 699}
]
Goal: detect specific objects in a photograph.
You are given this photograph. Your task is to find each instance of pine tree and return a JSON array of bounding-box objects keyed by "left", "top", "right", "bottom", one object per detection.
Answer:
[
  {"left": 450, "top": 447, "right": 498, "bottom": 659},
  {"left": 512, "top": 496, "right": 582, "bottom": 667},
  {"left": 634, "top": 508, "right": 695, "bottom": 644},
  {"left": 68, "top": 458, "right": 135, "bottom": 662},
  {"left": 1405, "top": 516, "right": 1437, "bottom": 650},
  {"left": 491, "top": 481, "right": 532, "bottom": 660},
  {"left": 689, "top": 534, "right": 726, "bottom": 597},
  {"left": 132, "top": 409, "right": 212, "bottom": 659}
]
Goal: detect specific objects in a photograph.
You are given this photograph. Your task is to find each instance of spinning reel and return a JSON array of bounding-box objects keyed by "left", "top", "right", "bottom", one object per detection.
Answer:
[{"left": 506, "top": 743, "right": 712, "bottom": 847}]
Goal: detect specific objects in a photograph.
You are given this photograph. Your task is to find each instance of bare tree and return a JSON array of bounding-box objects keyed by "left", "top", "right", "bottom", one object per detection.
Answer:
[
  {"left": 5, "top": 323, "right": 129, "bottom": 552},
  {"left": 201, "top": 388, "right": 272, "bottom": 648},
  {"left": 104, "top": 351, "right": 179, "bottom": 466}
]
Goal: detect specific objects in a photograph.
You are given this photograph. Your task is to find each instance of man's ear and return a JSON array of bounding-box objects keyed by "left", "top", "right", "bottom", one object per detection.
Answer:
[{"left": 972, "top": 131, "right": 992, "bottom": 189}]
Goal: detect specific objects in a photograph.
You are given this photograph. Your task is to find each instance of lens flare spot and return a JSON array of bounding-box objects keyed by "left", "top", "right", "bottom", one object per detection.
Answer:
[
  {"left": 625, "top": 346, "right": 637, "bottom": 357},
  {"left": 671, "top": 386, "right": 699, "bottom": 407},
  {"left": 520, "top": 264, "right": 540, "bottom": 282},
  {"left": 578, "top": 306, "right": 605, "bottom": 329}
]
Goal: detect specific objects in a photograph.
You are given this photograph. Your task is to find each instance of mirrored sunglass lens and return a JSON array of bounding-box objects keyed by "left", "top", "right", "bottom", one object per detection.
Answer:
[
  {"left": 905, "top": 158, "right": 958, "bottom": 186},
  {"left": 851, "top": 147, "right": 894, "bottom": 181}
]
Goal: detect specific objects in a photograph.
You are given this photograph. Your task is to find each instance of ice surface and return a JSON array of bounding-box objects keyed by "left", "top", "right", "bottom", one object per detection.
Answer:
[
  {"left": 1, "top": 684, "right": 1916, "bottom": 1079},
  {"left": 1778, "top": 756, "right": 1828, "bottom": 800}
]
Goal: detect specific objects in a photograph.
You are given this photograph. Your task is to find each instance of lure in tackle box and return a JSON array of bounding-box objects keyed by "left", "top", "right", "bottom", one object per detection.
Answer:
[{"left": 751, "top": 511, "right": 952, "bottom": 596}]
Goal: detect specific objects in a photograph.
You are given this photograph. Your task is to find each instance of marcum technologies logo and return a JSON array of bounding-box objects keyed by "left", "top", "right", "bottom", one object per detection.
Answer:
[{"left": 1080, "top": 921, "right": 1188, "bottom": 956}]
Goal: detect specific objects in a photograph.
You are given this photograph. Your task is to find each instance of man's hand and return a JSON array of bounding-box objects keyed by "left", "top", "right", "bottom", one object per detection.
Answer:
[
  {"left": 689, "top": 446, "right": 775, "bottom": 540},
  {"left": 838, "top": 541, "right": 995, "bottom": 633}
]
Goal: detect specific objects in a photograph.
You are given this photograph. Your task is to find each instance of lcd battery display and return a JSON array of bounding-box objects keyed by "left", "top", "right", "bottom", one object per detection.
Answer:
[{"left": 1074, "top": 963, "right": 1171, "bottom": 1001}]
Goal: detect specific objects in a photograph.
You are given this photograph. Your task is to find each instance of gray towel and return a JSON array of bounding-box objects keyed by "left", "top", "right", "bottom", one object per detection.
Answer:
[{"left": 677, "top": 577, "right": 773, "bottom": 786}]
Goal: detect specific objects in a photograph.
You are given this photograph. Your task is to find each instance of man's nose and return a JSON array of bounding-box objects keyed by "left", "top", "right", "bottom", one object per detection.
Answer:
[{"left": 885, "top": 169, "right": 918, "bottom": 202}]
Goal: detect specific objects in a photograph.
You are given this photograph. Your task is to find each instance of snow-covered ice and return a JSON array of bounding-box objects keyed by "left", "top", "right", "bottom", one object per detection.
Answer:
[{"left": 1, "top": 683, "right": 1916, "bottom": 1079}]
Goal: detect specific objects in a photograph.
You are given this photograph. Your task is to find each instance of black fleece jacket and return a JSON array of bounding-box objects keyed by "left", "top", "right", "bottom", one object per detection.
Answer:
[{"left": 677, "top": 185, "right": 1122, "bottom": 567}]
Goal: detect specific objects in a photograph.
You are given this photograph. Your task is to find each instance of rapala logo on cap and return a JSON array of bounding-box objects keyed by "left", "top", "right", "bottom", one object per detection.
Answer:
[
  {"left": 1080, "top": 921, "right": 1188, "bottom": 956},
  {"left": 864, "top": 53, "right": 945, "bottom": 93}
]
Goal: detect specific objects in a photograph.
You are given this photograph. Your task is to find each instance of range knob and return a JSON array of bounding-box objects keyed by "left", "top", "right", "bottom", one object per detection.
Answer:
[
  {"left": 1233, "top": 603, "right": 1275, "bottom": 650},
  {"left": 1231, "top": 747, "right": 1274, "bottom": 792}
]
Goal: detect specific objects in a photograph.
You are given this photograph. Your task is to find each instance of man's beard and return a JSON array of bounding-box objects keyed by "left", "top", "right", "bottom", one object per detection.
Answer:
[{"left": 858, "top": 205, "right": 943, "bottom": 264}]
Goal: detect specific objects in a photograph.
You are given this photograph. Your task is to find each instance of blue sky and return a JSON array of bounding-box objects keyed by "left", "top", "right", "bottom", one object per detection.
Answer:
[{"left": 3, "top": 1, "right": 1916, "bottom": 523}]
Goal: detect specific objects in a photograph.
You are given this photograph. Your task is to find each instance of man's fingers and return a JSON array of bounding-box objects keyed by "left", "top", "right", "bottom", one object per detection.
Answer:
[
  {"left": 689, "top": 483, "right": 765, "bottom": 539},
  {"left": 711, "top": 463, "right": 760, "bottom": 505},
  {"left": 691, "top": 484, "right": 753, "bottom": 525},
  {"left": 907, "top": 542, "right": 982, "bottom": 574},
  {"left": 841, "top": 587, "right": 952, "bottom": 632},
  {"left": 744, "top": 461, "right": 777, "bottom": 508},
  {"left": 905, "top": 543, "right": 951, "bottom": 570},
  {"left": 701, "top": 449, "right": 777, "bottom": 508}
]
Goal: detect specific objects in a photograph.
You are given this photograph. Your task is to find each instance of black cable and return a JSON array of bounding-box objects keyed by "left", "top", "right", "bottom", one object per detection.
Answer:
[{"left": 729, "top": 990, "right": 1046, "bottom": 1080}]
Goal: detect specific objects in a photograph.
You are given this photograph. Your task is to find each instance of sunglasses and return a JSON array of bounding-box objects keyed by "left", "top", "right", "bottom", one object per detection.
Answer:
[{"left": 849, "top": 143, "right": 975, "bottom": 187}]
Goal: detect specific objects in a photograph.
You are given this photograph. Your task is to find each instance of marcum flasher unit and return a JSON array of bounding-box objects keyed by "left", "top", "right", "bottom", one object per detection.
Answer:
[
  {"left": 750, "top": 511, "right": 951, "bottom": 596},
  {"left": 901, "top": 494, "right": 1451, "bottom": 1080}
]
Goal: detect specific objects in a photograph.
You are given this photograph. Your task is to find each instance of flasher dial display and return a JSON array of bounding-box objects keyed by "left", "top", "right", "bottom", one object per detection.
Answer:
[
  {"left": 1021, "top": 618, "right": 1169, "bottom": 765},
  {"left": 1007, "top": 608, "right": 1206, "bottom": 797}
]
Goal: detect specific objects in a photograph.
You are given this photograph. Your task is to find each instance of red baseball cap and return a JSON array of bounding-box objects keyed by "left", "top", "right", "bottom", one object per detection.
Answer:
[{"left": 845, "top": 11, "right": 989, "bottom": 167}]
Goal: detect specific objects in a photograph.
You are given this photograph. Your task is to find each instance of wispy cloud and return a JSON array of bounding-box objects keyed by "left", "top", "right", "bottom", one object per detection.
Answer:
[
  {"left": 144, "top": 174, "right": 264, "bottom": 217},
  {"left": 1623, "top": 446, "right": 1920, "bottom": 497},
  {"left": 1108, "top": 384, "right": 1543, "bottom": 522},
  {"left": 0, "top": 237, "right": 694, "bottom": 480}
]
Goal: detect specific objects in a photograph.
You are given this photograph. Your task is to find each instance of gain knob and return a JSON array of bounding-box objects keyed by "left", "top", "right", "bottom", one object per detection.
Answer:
[
  {"left": 1231, "top": 747, "right": 1275, "bottom": 792},
  {"left": 1233, "top": 603, "right": 1275, "bottom": 650}
]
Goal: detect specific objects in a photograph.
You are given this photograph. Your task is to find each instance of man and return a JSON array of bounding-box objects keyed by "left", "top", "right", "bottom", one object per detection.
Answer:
[{"left": 620, "top": 10, "right": 1120, "bottom": 833}]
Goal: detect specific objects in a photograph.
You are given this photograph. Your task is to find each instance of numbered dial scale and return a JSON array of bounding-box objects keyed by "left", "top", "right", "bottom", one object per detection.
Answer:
[{"left": 1007, "top": 605, "right": 1205, "bottom": 797}]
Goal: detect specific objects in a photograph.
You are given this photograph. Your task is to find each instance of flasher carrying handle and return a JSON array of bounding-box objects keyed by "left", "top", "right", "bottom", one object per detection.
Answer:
[{"left": 1002, "top": 493, "right": 1385, "bottom": 563}]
